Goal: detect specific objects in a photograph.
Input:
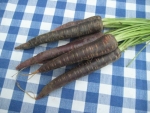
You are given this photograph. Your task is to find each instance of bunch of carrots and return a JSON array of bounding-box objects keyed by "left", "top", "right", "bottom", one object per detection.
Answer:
[{"left": 14, "top": 16, "right": 150, "bottom": 100}]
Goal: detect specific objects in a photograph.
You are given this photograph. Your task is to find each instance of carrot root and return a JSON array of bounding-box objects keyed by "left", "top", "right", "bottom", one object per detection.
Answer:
[
  {"left": 28, "top": 74, "right": 36, "bottom": 80},
  {"left": 11, "top": 68, "right": 26, "bottom": 78},
  {"left": 16, "top": 82, "right": 36, "bottom": 100}
]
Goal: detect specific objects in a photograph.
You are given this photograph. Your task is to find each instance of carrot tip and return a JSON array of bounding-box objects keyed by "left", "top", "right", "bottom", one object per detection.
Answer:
[
  {"left": 15, "top": 44, "right": 24, "bottom": 49},
  {"left": 15, "top": 43, "right": 30, "bottom": 50},
  {"left": 35, "top": 93, "right": 46, "bottom": 100},
  {"left": 35, "top": 97, "right": 39, "bottom": 100},
  {"left": 35, "top": 96, "right": 41, "bottom": 100},
  {"left": 15, "top": 45, "right": 23, "bottom": 50},
  {"left": 15, "top": 46, "right": 20, "bottom": 49},
  {"left": 16, "top": 64, "right": 24, "bottom": 70},
  {"left": 16, "top": 66, "right": 20, "bottom": 70}
]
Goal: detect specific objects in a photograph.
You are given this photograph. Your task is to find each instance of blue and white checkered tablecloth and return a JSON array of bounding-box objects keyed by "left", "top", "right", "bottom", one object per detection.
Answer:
[{"left": 0, "top": 0, "right": 150, "bottom": 113}]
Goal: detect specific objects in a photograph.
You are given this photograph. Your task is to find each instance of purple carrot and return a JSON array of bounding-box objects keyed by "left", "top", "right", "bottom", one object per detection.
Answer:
[{"left": 15, "top": 16, "right": 103, "bottom": 49}]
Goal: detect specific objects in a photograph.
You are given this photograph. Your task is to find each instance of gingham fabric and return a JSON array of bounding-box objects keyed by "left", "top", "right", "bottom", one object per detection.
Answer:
[{"left": 0, "top": 0, "right": 150, "bottom": 113}]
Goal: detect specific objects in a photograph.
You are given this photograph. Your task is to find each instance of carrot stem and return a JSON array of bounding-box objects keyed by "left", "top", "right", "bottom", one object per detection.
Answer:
[{"left": 126, "top": 40, "right": 150, "bottom": 67}]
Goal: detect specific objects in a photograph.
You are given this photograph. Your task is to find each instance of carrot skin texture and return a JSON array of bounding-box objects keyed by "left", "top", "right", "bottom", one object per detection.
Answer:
[
  {"left": 15, "top": 16, "right": 103, "bottom": 49},
  {"left": 33, "top": 34, "right": 118, "bottom": 74},
  {"left": 36, "top": 48, "right": 121, "bottom": 100},
  {"left": 16, "top": 32, "right": 103, "bottom": 70},
  {"left": 54, "top": 15, "right": 101, "bottom": 31}
]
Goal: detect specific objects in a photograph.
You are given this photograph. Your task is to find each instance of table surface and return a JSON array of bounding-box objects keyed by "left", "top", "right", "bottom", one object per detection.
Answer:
[{"left": 0, "top": 0, "right": 150, "bottom": 113}]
